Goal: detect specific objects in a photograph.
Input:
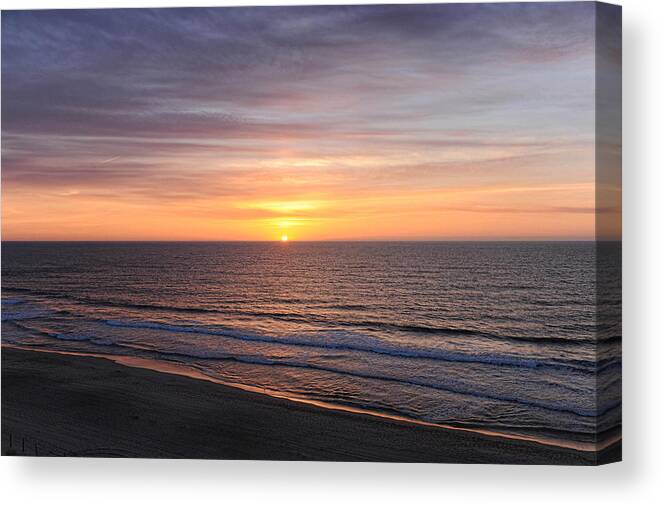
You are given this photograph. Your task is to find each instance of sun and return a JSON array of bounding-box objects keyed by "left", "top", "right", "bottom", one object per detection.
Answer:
[{"left": 280, "top": 234, "right": 288, "bottom": 242}]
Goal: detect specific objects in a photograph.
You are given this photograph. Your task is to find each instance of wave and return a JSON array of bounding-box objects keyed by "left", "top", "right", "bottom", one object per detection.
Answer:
[
  {"left": 1, "top": 302, "right": 71, "bottom": 322},
  {"left": 184, "top": 354, "right": 620, "bottom": 419},
  {"left": 2, "top": 309, "right": 50, "bottom": 322},
  {"left": 102, "top": 318, "right": 616, "bottom": 373},
  {"left": 6, "top": 320, "right": 114, "bottom": 346},
  {"left": 1, "top": 286, "right": 619, "bottom": 345},
  {"left": 44, "top": 331, "right": 621, "bottom": 418},
  {"left": 7, "top": 318, "right": 620, "bottom": 418},
  {"left": 2, "top": 288, "right": 620, "bottom": 375},
  {"left": 53, "top": 333, "right": 114, "bottom": 346},
  {"left": 1, "top": 298, "right": 25, "bottom": 306}
]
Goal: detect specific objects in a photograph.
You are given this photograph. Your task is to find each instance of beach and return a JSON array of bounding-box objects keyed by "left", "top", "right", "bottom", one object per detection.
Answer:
[{"left": 1, "top": 348, "right": 619, "bottom": 464}]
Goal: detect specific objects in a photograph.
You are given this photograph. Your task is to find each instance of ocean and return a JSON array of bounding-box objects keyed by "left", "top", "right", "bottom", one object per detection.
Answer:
[{"left": 1, "top": 241, "right": 621, "bottom": 449}]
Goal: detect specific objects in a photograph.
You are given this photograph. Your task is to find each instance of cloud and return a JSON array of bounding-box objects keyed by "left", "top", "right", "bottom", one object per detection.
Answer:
[
  {"left": 1, "top": 3, "right": 602, "bottom": 240},
  {"left": 2, "top": 4, "right": 595, "bottom": 138}
]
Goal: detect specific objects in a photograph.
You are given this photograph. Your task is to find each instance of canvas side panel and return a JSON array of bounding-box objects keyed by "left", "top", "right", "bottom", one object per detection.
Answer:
[{"left": 595, "top": 1, "right": 622, "bottom": 465}]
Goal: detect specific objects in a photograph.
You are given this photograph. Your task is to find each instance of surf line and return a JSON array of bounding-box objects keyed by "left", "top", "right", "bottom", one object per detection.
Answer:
[{"left": 2, "top": 343, "right": 620, "bottom": 453}]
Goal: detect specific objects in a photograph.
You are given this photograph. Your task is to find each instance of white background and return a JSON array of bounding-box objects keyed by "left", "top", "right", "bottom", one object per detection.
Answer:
[{"left": 0, "top": 0, "right": 658, "bottom": 503}]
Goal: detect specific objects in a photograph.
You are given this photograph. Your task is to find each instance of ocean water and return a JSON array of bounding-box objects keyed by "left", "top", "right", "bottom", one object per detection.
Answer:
[{"left": 1, "top": 241, "right": 621, "bottom": 449}]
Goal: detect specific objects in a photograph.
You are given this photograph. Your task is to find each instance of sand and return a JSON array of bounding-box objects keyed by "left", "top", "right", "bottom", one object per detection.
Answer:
[{"left": 1, "top": 347, "right": 620, "bottom": 464}]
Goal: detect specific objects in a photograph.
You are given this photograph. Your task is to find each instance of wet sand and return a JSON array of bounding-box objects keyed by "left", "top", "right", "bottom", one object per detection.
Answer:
[{"left": 1, "top": 348, "right": 619, "bottom": 463}]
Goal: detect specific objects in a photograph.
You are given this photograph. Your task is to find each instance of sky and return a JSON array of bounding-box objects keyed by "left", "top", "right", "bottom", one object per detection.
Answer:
[{"left": 1, "top": 3, "right": 616, "bottom": 241}]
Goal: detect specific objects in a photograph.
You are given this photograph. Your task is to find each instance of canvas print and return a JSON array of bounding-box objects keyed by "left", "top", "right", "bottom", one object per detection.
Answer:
[{"left": 1, "top": 2, "right": 621, "bottom": 464}]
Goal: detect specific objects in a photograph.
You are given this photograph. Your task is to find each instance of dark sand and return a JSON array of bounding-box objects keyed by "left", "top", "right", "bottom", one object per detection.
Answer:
[{"left": 1, "top": 348, "right": 620, "bottom": 463}]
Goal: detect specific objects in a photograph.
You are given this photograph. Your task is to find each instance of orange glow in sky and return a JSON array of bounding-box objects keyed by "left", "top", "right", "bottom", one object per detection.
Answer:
[{"left": 1, "top": 5, "right": 620, "bottom": 241}]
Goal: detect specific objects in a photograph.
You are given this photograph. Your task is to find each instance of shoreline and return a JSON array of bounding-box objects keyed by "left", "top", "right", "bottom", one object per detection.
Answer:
[
  {"left": 1, "top": 346, "right": 620, "bottom": 463},
  {"left": 2, "top": 344, "right": 619, "bottom": 454}
]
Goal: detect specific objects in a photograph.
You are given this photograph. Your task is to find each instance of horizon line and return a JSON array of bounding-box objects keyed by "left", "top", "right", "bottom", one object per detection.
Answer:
[{"left": 1, "top": 239, "right": 608, "bottom": 243}]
